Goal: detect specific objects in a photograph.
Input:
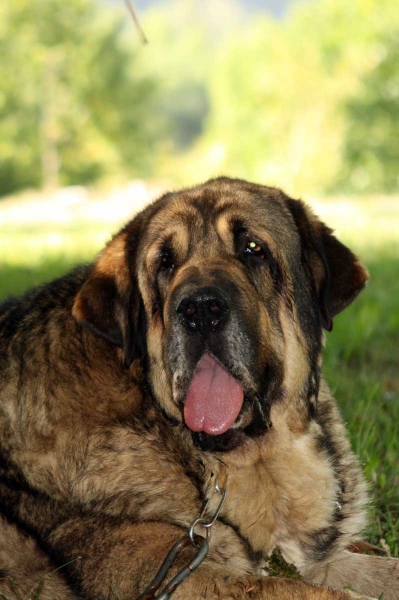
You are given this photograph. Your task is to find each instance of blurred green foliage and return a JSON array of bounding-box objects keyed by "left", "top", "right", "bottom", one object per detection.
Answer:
[
  {"left": 340, "top": 30, "right": 399, "bottom": 193},
  {"left": 178, "top": 0, "right": 399, "bottom": 196},
  {"left": 1, "top": 0, "right": 399, "bottom": 196},
  {"left": 0, "top": 0, "right": 158, "bottom": 195}
]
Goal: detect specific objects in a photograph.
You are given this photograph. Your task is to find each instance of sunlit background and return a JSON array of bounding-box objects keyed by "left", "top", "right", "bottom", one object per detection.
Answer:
[{"left": 0, "top": 0, "right": 398, "bottom": 554}]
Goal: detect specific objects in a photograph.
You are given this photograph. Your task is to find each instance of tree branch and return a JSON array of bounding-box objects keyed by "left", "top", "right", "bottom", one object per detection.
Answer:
[{"left": 123, "top": 0, "right": 148, "bottom": 44}]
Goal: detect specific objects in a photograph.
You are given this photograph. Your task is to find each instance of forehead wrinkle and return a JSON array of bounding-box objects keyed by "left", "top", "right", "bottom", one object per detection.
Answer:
[
  {"left": 145, "top": 207, "right": 200, "bottom": 246},
  {"left": 191, "top": 194, "right": 248, "bottom": 225},
  {"left": 215, "top": 213, "right": 236, "bottom": 252},
  {"left": 144, "top": 225, "right": 191, "bottom": 273},
  {"left": 187, "top": 189, "right": 236, "bottom": 231},
  {"left": 213, "top": 201, "right": 236, "bottom": 217},
  {"left": 187, "top": 199, "right": 242, "bottom": 251}
]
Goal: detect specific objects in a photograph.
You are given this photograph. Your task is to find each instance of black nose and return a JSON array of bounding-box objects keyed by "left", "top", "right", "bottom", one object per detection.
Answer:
[{"left": 176, "top": 287, "right": 230, "bottom": 335}]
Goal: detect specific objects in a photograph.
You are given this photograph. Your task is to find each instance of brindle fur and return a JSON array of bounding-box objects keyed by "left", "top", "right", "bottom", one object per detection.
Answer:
[{"left": 0, "top": 178, "right": 398, "bottom": 600}]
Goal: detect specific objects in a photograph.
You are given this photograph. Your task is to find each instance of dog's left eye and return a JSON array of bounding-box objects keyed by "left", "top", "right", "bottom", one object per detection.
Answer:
[{"left": 244, "top": 241, "right": 267, "bottom": 260}]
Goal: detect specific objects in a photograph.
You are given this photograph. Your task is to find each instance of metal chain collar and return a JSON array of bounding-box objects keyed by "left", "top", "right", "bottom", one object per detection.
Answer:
[{"left": 136, "top": 475, "right": 227, "bottom": 600}]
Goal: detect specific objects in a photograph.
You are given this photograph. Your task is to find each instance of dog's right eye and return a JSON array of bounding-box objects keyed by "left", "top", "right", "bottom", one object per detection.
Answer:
[{"left": 158, "top": 253, "right": 174, "bottom": 273}]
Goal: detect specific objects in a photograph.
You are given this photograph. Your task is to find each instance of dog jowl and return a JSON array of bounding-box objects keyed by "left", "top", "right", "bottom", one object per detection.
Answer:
[{"left": 2, "top": 177, "right": 398, "bottom": 600}]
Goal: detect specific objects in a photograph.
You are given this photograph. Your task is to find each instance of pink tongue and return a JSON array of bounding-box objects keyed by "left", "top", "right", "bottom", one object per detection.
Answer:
[{"left": 184, "top": 353, "right": 244, "bottom": 435}]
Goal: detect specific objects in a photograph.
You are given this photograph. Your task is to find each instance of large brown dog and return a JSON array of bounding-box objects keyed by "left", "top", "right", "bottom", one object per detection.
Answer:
[{"left": 0, "top": 178, "right": 398, "bottom": 600}]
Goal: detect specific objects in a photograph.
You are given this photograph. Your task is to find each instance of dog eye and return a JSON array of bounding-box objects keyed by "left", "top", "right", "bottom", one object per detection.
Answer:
[
  {"left": 244, "top": 240, "right": 267, "bottom": 260},
  {"left": 159, "top": 253, "right": 174, "bottom": 272}
]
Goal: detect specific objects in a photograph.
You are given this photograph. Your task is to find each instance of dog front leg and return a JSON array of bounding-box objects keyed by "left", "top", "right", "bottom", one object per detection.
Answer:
[
  {"left": 48, "top": 518, "right": 373, "bottom": 600},
  {"left": 302, "top": 550, "right": 399, "bottom": 600}
]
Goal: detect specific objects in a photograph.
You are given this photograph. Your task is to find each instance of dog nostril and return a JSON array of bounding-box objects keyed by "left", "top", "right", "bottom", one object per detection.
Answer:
[
  {"left": 185, "top": 303, "right": 196, "bottom": 316},
  {"left": 210, "top": 319, "right": 220, "bottom": 331},
  {"left": 209, "top": 301, "right": 221, "bottom": 314}
]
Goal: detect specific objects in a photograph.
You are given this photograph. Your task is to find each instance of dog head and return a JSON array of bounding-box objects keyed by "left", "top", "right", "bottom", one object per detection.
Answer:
[{"left": 73, "top": 178, "right": 368, "bottom": 452}]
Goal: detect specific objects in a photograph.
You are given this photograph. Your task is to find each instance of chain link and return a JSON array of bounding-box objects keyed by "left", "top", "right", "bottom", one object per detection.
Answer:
[
  {"left": 136, "top": 477, "right": 227, "bottom": 599},
  {"left": 188, "top": 479, "right": 227, "bottom": 545}
]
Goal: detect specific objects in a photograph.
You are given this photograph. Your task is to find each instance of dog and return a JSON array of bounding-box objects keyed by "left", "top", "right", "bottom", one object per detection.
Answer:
[{"left": 0, "top": 177, "right": 398, "bottom": 600}]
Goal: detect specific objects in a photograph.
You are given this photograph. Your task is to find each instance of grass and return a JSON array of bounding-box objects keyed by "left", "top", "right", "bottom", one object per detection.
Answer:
[
  {"left": 0, "top": 196, "right": 398, "bottom": 557},
  {"left": 0, "top": 559, "right": 81, "bottom": 600},
  {"left": 324, "top": 249, "right": 399, "bottom": 556}
]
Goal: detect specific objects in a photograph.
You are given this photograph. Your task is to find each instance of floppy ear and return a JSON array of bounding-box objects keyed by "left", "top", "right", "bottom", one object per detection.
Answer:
[
  {"left": 285, "top": 198, "right": 369, "bottom": 331},
  {"left": 72, "top": 225, "right": 145, "bottom": 369}
]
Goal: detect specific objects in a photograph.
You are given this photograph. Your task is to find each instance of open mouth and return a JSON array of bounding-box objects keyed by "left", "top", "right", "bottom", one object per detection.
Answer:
[{"left": 183, "top": 353, "right": 245, "bottom": 436}]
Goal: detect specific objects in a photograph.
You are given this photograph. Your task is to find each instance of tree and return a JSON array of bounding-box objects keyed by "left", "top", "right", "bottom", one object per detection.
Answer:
[
  {"left": 0, "top": 0, "right": 157, "bottom": 196},
  {"left": 177, "top": 0, "right": 399, "bottom": 196},
  {"left": 339, "top": 31, "right": 399, "bottom": 193}
]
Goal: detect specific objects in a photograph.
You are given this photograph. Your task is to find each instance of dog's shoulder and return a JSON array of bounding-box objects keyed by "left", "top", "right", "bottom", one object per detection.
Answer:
[{"left": 0, "top": 265, "right": 91, "bottom": 342}]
